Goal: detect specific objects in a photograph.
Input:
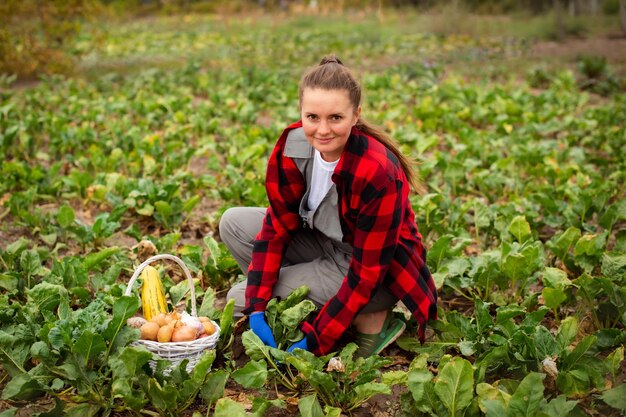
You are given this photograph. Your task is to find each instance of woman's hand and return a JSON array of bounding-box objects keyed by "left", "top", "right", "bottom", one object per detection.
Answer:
[
  {"left": 287, "top": 337, "right": 308, "bottom": 353},
  {"left": 249, "top": 311, "right": 277, "bottom": 348}
]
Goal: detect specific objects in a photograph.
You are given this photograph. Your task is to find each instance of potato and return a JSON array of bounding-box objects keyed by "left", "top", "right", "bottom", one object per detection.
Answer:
[
  {"left": 153, "top": 312, "right": 168, "bottom": 327},
  {"left": 140, "top": 321, "right": 160, "bottom": 341},
  {"left": 202, "top": 320, "right": 216, "bottom": 336},
  {"left": 157, "top": 324, "right": 174, "bottom": 343},
  {"left": 171, "top": 325, "right": 196, "bottom": 342}
]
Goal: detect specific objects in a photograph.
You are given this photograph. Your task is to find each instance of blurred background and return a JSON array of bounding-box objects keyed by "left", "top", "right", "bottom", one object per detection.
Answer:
[{"left": 1, "top": 0, "right": 625, "bottom": 84}]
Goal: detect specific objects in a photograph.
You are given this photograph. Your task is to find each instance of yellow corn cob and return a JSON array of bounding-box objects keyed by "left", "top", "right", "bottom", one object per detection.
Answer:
[{"left": 141, "top": 265, "right": 168, "bottom": 321}]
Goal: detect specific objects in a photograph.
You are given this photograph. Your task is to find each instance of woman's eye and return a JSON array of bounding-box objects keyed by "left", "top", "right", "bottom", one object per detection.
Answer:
[
  {"left": 306, "top": 114, "right": 317, "bottom": 120},
  {"left": 331, "top": 115, "right": 342, "bottom": 121}
]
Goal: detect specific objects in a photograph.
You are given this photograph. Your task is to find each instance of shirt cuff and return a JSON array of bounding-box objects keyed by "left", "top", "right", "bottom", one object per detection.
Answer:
[{"left": 301, "top": 321, "right": 324, "bottom": 356}]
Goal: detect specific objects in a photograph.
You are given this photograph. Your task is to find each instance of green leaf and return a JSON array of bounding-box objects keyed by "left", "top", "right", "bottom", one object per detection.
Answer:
[
  {"left": 605, "top": 346, "right": 624, "bottom": 378},
  {"left": 217, "top": 298, "right": 235, "bottom": 351},
  {"left": 183, "top": 194, "right": 201, "bottom": 213},
  {"left": 20, "top": 249, "right": 45, "bottom": 278},
  {"left": 540, "top": 395, "right": 578, "bottom": 417},
  {"left": 203, "top": 236, "right": 222, "bottom": 268},
  {"left": 508, "top": 216, "right": 531, "bottom": 243},
  {"left": 147, "top": 378, "right": 179, "bottom": 414},
  {"left": 189, "top": 350, "right": 216, "bottom": 383},
  {"left": 73, "top": 331, "right": 106, "bottom": 366},
  {"left": 109, "top": 346, "right": 153, "bottom": 380},
  {"left": 428, "top": 235, "right": 455, "bottom": 271},
  {"left": 323, "top": 406, "right": 342, "bottom": 417},
  {"left": 562, "top": 335, "right": 597, "bottom": 370},
  {"left": 381, "top": 370, "right": 408, "bottom": 386},
  {"left": 549, "top": 227, "right": 581, "bottom": 259},
  {"left": 136, "top": 203, "right": 154, "bottom": 216},
  {"left": 169, "top": 278, "right": 193, "bottom": 306},
  {"left": 434, "top": 356, "right": 474, "bottom": 416},
  {"left": 574, "top": 233, "right": 607, "bottom": 257},
  {"left": 103, "top": 296, "right": 139, "bottom": 346},
  {"left": 279, "top": 300, "right": 316, "bottom": 339},
  {"left": 541, "top": 267, "right": 572, "bottom": 290},
  {"left": 601, "top": 252, "right": 626, "bottom": 280},
  {"left": 0, "top": 409, "right": 17, "bottom": 417},
  {"left": 534, "top": 326, "right": 557, "bottom": 360},
  {"left": 396, "top": 337, "right": 451, "bottom": 360},
  {"left": 0, "top": 274, "right": 18, "bottom": 291},
  {"left": 155, "top": 200, "right": 173, "bottom": 217},
  {"left": 214, "top": 398, "right": 246, "bottom": 417},
  {"left": 56, "top": 205, "right": 75, "bottom": 228},
  {"left": 83, "top": 246, "right": 120, "bottom": 271},
  {"left": 1, "top": 373, "right": 43, "bottom": 400},
  {"left": 508, "top": 372, "right": 545, "bottom": 417},
  {"left": 353, "top": 382, "right": 391, "bottom": 405},
  {"left": 542, "top": 287, "right": 567, "bottom": 311},
  {"left": 556, "top": 369, "right": 590, "bottom": 396},
  {"left": 5, "top": 238, "right": 30, "bottom": 259},
  {"left": 474, "top": 201, "right": 491, "bottom": 229},
  {"left": 27, "top": 282, "right": 68, "bottom": 312},
  {"left": 600, "top": 384, "right": 626, "bottom": 412},
  {"left": 476, "top": 382, "right": 510, "bottom": 414},
  {"left": 495, "top": 304, "right": 526, "bottom": 323},
  {"left": 483, "top": 399, "right": 508, "bottom": 417},
  {"left": 63, "top": 404, "right": 101, "bottom": 417},
  {"left": 197, "top": 286, "right": 216, "bottom": 318},
  {"left": 251, "top": 397, "right": 284, "bottom": 417},
  {"left": 555, "top": 316, "right": 578, "bottom": 351},
  {"left": 298, "top": 394, "right": 324, "bottom": 417},
  {"left": 474, "top": 298, "right": 493, "bottom": 335},
  {"left": 231, "top": 360, "right": 267, "bottom": 389},
  {"left": 241, "top": 330, "right": 270, "bottom": 362},
  {"left": 200, "top": 369, "right": 229, "bottom": 408}
]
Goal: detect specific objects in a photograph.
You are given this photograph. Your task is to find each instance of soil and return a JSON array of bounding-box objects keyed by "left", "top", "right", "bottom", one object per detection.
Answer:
[{"left": 529, "top": 35, "right": 626, "bottom": 67}]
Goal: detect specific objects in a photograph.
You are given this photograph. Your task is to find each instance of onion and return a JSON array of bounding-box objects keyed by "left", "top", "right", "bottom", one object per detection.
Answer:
[
  {"left": 171, "top": 325, "right": 197, "bottom": 342},
  {"left": 180, "top": 312, "right": 203, "bottom": 335}
]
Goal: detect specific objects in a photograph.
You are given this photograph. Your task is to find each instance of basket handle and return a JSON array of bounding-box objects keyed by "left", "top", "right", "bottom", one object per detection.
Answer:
[{"left": 124, "top": 254, "right": 198, "bottom": 317}]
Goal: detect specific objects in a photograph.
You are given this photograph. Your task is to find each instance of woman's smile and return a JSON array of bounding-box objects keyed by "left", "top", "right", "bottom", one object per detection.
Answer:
[{"left": 301, "top": 87, "right": 361, "bottom": 162}]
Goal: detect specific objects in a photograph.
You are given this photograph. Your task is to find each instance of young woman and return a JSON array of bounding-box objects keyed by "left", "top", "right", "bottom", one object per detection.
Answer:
[{"left": 220, "top": 55, "right": 437, "bottom": 357}]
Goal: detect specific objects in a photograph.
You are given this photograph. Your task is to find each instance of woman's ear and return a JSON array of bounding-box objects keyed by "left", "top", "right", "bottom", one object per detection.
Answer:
[{"left": 353, "top": 106, "right": 362, "bottom": 125}]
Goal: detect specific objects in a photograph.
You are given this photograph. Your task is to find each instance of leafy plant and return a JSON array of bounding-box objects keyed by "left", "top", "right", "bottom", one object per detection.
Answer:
[
  {"left": 240, "top": 287, "right": 316, "bottom": 392},
  {"left": 402, "top": 354, "right": 476, "bottom": 417},
  {"left": 288, "top": 343, "right": 396, "bottom": 414}
]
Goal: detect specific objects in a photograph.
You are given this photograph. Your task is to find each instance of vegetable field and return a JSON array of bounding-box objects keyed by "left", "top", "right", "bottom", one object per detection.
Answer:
[{"left": 0, "top": 10, "right": 625, "bottom": 417}]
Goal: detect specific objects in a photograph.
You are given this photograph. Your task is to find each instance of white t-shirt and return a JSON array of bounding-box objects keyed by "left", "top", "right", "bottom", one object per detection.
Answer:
[{"left": 307, "top": 150, "right": 339, "bottom": 212}]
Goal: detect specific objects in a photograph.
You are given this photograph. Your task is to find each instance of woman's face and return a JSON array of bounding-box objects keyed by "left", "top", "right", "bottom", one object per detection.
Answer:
[{"left": 301, "top": 88, "right": 361, "bottom": 162}]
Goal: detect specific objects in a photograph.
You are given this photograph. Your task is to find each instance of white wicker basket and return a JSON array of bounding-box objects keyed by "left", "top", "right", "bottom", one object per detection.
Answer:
[{"left": 124, "top": 254, "right": 220, "bottom": 373}]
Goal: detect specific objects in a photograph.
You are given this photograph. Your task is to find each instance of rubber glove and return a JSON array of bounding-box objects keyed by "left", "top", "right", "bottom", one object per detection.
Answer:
[
  {"left": 287, "top": 337, "right": 308, "bottom": 353},
  {"left": 249, "top": 311, "right": 277, "bottom": 348}
]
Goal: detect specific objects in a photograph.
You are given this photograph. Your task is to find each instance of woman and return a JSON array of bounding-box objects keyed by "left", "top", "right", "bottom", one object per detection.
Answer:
[{"left": 220, "top": 55, "right": 437, "bottom": 357}]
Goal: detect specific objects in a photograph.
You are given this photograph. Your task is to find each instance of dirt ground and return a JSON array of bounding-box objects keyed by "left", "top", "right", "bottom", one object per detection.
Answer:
[{"left": 529, "top": 35, "right": 626, "bottom": 69}]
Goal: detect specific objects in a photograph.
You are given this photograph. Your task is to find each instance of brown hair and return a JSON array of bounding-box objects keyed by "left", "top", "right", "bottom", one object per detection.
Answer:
[{"left": 299, "top": 55, "right": 424, "bottom": 194}]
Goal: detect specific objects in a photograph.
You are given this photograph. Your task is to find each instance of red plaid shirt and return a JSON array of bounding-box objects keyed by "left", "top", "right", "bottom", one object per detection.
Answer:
[{"left": 245, "top": 121, "right": 438, "bottom": 355}]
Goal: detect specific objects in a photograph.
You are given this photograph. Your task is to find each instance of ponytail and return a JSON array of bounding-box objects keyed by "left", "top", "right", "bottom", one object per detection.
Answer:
[{"left": 355, "top": 119, "right": 425, "bottom": 194}]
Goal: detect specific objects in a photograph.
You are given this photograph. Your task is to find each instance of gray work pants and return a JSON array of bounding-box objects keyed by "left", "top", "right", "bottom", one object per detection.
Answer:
[{"left": 219, "top": 207, "right": 397, "bottom": 317}]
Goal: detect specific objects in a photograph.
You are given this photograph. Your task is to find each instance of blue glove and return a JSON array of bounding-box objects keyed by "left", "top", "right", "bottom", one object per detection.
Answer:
[
  {"left": 287, "top": 337, "right": 308, "bottom": 353},
  {"left": 249, "top": 311, "right": 277, "bottom": 348}
]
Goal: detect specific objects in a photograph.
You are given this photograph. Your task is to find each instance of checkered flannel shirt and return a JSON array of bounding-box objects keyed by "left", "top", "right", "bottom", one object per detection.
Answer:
[{"left": 244, "top": 121, "right": 438, "bottom": 355}]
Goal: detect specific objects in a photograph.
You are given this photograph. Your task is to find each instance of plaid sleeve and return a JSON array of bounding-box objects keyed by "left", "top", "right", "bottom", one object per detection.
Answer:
[
  {"left": 304, "top": 170, "right": 405, "bottom": 355},
  {"left": 244, "top": 124, "right": 305, "bottom": 313}
]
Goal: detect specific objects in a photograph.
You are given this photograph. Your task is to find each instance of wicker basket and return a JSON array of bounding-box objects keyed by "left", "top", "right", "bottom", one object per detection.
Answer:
[{"left": 124, "top": 254, "right": 220, "bottom": 373}]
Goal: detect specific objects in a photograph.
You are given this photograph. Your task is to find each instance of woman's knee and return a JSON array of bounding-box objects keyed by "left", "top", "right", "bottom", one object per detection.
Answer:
[
  {"left": 226, "top": 281, "right": 247, "bottom": 318},
  {"left": 218, "top": 207, "right": 240, "bottom": 244}
]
